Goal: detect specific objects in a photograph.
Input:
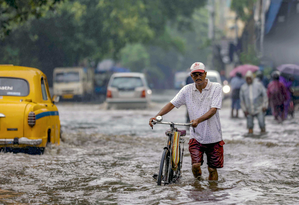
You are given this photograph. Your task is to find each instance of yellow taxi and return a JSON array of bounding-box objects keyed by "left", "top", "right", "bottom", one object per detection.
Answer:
[{"left": 0, "top": 65, "right": 60, "bottom": 154}]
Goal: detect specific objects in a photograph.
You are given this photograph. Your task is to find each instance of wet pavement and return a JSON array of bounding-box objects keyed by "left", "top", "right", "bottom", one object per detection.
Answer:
[{"left": 0, "top": 91, "right": 299, "bottom": 204}]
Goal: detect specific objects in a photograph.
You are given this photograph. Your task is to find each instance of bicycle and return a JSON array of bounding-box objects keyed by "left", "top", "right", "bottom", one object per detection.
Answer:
[{"left": 152, "top": 116, "right": 192, "bottom": 186}]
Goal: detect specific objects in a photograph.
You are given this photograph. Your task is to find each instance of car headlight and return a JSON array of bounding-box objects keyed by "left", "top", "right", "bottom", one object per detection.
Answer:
[{"left": 223, "top": 85, "right": 231, "bottom": 94}]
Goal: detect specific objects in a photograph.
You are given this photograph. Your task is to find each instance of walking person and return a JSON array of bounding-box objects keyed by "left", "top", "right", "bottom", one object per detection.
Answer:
[
  {"left": 240, "top": 71, "right": 268, "bottom": 134},
  {"left": 149, "top": 62, "right": 224, "bottom": 181},
  {"left": 230, "top": 72, "right": 245, "bottom": 118},
  {"left": 267, "top": 71, "right": 288, "bottom": 122},
  {"left": 279, "top": 74, "right": 294, "bottom": 119}
]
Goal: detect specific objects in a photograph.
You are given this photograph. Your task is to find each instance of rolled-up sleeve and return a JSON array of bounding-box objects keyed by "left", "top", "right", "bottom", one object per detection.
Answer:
[
  {"left": 170, "top": 86, "right": 187, "bottom": 108},
  {"left": 211, "top": 84, "right": 222, "bottom": 109}
]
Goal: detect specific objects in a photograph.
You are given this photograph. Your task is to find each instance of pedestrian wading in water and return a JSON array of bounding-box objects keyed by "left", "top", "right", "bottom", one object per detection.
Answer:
[
  {"left": 240, "top": 71, "right": 268, "bottom": 134},
  {"left": 267, "top": 71, "right": 288, "bottom": 122},
  {"left": 149, "top": 62, "right": 224, "bottom": 180}
]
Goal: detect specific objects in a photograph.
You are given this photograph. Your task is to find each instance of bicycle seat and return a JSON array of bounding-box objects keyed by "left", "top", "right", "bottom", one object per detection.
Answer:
[
  {"left": 165, "top": 130, "right": 186, "bottom": 136},
  {"left": 178, "top": 130, "right": 186, "bottom": 136}
]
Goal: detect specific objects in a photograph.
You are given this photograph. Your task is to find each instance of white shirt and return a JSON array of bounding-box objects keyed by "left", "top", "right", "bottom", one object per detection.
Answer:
[{"left": 170, "top": 79, "right": 223, "bottom": 144}]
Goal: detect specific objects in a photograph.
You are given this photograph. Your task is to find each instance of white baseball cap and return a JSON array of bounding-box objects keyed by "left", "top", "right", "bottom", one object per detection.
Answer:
[{"left": 190, "top": 62, "right": 206, "bottom": 74}]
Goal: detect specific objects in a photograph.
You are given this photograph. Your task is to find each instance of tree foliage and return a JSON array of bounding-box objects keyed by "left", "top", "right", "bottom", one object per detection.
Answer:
[
  {"left": 0, "top": 0, "right": 208, "bottom": 86},
  {"left": 239, "top": 45, "right": 260, "bottom": 65},
  {"left": 126, "top": 7, "right": 210, "bottom": 89},
  {"left": 0, "top": 0, "right": 63, "bottom": 38},
  {"left": 120, "top": 43, "right": 150, "bottom": 72},
  {"left": 230, "top": 0, "right": 256, "bottom": 21}
]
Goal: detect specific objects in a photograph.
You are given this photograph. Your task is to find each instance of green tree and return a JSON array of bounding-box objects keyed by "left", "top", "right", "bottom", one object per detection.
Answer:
[
  {"left": 230, "top": 0, "right": 256, "bottom": 21},
  {"left": 239, "top": 45, "right": 260, "bottom": 65},
  {"left": 144, "top": 7, "right": 211, "bottom": 88},
  {"left": 0, "top": 0, "right": 63, "bottom": 38},
  {"left": 0, "top": 0, "right": 208, "bottom": 86},
  {"left": 120, "top": 44, "right": 149, "bottom": 72},
  {"left": 92, "top": 0, "right": 207, "bottom": 59}
]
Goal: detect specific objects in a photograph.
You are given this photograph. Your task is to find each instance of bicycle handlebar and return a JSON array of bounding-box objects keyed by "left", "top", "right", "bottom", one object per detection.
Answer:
[
  {"left": 153, "top": 120, "right": 195, "bottom": 133},
  {"left": 153, "top": 120, "right": 192, "bottom": 127}
]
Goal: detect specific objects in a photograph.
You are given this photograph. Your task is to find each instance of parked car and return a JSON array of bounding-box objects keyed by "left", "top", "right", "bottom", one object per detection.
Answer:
[
  {"left": 53, "top": 67, "right": 94, "bottom": 101},
  {"left": 106, "top": 72, "right": 152, "bottom": 109},
  {"left": 0, "top": 65, "right": 60, "bottom": 154},
  {"left": 206, "top": 70, "right": 231, "bottom": 99}
]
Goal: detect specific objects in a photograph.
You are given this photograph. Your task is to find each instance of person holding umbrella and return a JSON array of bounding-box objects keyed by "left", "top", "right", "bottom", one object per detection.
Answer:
[
  {"left": 279, "top": 74, "right": 293, "bottom": 119},
  {"left": 277, "top": 64, "right": 299, "bottom": 118},
  {"left": 240, "top": 71, "right": 268, "bottom": 134},
  {"left": 267, "top": 71, "right": 288, "bottom": 122}
]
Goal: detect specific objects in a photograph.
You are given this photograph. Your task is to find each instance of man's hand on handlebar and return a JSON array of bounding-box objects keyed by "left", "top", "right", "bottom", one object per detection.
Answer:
[
  {"left": 191, "top": 119, "right": 199, "bottom": 128},
  {"left": 149, "top": 117, "right": 157, "bottom": 128}
]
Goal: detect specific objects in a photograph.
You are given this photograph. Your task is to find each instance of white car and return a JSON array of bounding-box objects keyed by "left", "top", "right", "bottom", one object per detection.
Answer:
[
  {"left": 206, "top": 70, "right": 231, "bottom": 99},
  {"left": 106, "top": 72, "right": 152, "bottom": 109}
]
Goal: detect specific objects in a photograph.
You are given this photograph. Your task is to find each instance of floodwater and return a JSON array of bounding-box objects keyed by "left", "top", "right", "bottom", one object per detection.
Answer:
[{"left": 1, "top": 92, "right": 299, "bottom": 204}]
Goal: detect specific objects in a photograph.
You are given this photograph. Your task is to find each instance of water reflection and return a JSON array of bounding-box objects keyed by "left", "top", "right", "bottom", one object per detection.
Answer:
[{"left": 186, "top": 179, "right": 231, "bottom": 202}]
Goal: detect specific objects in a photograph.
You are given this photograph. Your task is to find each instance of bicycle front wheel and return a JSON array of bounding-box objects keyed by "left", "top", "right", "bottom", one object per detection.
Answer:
[{"left": 157, "top": 148, "right": 170, "bottom": 185}]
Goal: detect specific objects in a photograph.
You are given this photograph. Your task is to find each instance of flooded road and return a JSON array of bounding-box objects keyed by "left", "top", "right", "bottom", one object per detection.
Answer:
[{"left": 1, "top": 92, "right": 299, "bottom": 204}]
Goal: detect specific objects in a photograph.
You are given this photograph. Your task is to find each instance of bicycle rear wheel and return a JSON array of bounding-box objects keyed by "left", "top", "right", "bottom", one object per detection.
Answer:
[{"left": 157, "top": 148, "right": 171, "bottom": 185}]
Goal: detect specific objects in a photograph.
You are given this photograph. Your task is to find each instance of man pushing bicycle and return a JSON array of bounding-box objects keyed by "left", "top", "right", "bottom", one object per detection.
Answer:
[{"left": 149, "top": 62, "right": 225, "bottom": 181}]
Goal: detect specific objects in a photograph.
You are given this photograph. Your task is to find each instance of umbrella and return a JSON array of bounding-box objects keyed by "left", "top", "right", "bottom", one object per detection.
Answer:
[
  {"left": 229, "top": 64, "right": 259, "bottom": 77},
  {"left": 277, "top": 64, "right": 299, "bottom": 76}
]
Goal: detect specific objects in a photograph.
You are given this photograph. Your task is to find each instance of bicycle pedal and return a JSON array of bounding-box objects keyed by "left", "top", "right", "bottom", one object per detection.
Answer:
[{"left": 152, "top": 174, "right": 158, "bottom": 180}]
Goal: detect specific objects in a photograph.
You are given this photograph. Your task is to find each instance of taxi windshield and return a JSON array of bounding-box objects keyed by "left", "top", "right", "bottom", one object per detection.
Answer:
[
  {"left": 55, "top": 71, "right": 80, "bottom": 83},
  {"left": 0, "top": 77, "right": 29, "bottom": 96}
]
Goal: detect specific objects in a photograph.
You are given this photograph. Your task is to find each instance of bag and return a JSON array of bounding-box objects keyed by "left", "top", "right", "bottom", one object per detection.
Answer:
[{"left": 172, "top": 131, "right": 180, "bottom": 171}]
